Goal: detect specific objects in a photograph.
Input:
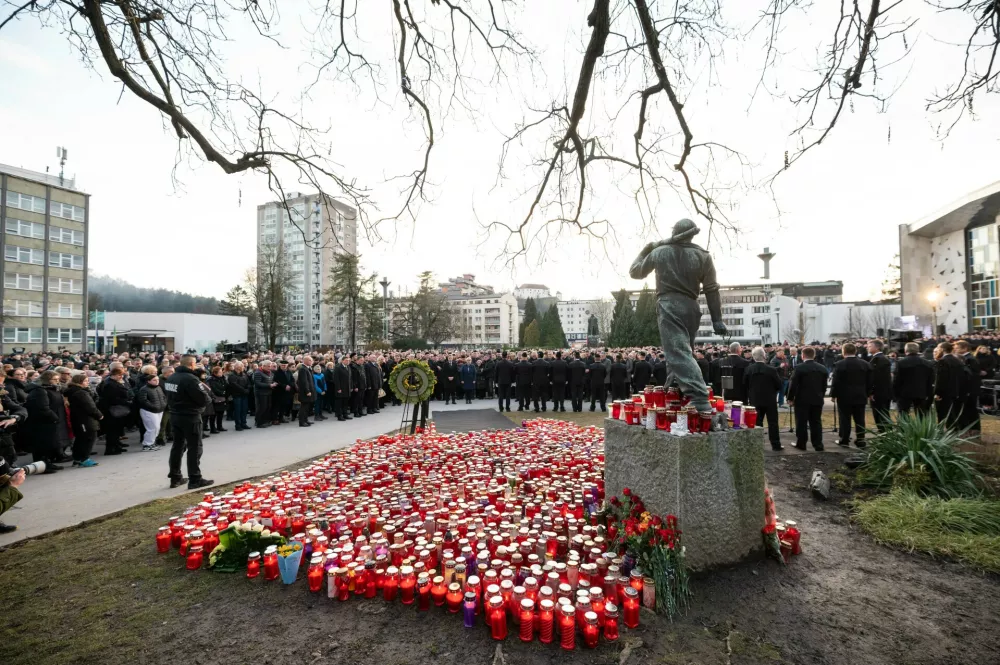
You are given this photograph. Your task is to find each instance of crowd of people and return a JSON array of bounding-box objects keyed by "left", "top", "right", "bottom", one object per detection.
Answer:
[{"left": 0, "top": 334, "right": 994, "bottom": 534}]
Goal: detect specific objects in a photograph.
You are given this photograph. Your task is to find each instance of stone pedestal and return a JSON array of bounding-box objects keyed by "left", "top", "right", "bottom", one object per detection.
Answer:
[{"left": 604, "top": 419, "right": 765, "bottom": 571}]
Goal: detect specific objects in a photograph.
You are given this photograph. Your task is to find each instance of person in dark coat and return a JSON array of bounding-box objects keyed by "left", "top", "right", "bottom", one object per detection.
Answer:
[
  {"left": 206, "top": 366, "right": 229, "bottom": 433},
  {"left": 5, "top": 368, "right": 28, "bottom": 405},
  {"left": 588, "top": 352, "right": 608, "bottom": 412},
  {"left": 710, "top": 343, "right": 749, "bottom": 402},
  {"left": 631, "top": 352, "right": 653, "bottom": 393},
  {"left": 98, "top": 368, "right": 133, "bottom": 455},
  {"left": 273, "top": 361, "right": 294, "bottom": 423},
  {"left": 459, "top": 359, "right": 477, "bottom": 404},
  {"left": 830, "top": 342, "right": 872, "bottom": 448},
  {"left": 955, "top": 340, "right": 981, "bottom": 432},
  {"left": 495, "top": 352, "right": 514, "bottom": 412},
  {"left": 549, "top": 351, "right": 569, "bottom": 412},
  {"left": 227, "top": 362, "right": 251, "bottom": 430},
  {"left": 253, "top": 361, "right": 277, "bottom": 428},
  {"left": 609, "top": 356, "right": 629, "bottom": 401},
  {"left": 481, "top": 357, "right": 495, "bottom": 400},
  {"left": 893, "top": 342, "right": 934, "bottom": 416},
  {"left": 365, "top": 356, "right": 382, "bottom": 413},
  {"left": 867, "top": 340, "right": 893, "bottom": 432},
  {"left": 786, "top": 347, "right": 827, "bottom": 451},
  {"left": 295, "top": 357, "right": 316, "bottom": 427},
  {"left": 0, "top": 371, "right": 28, "bottom": 467},
  {"left": 350, "top": 355, "right": 368, "bottom": 416},
  {"left": 25, "top": 371, "right": 72, "bottom": 469},
  {"left": 743, "top": 347, "right": 783, "bottom": 451},
  {"left": 135, "top": 373, "right": 168, "bottom": 450},
  {"left": 332, "top": 355, "right": 353, "bottom": 421},
  {"left": 934, "top": 341, "right": 967, "bottom": 429},
  {"left": 441, "top": 357, "right": 459, "bottom": 405},
  {"left": 652, "top": 353, "right": 667, "bottom": 387},
  {"left": 568, "top": 351, "right": 587, "bottom": 412},
  {"left": 975, "top": 345, "right": 996, "bottom": 381},
  {"left": 515, "top": 352, "right": 533, "bottom": 411},
  {"left": 531, "top": 353, "right": 550, "bottom": 412}
]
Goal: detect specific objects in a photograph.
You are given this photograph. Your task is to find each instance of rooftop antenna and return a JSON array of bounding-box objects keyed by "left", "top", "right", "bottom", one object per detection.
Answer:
[
  {"left": 55, "top": 146, "right": 68, "bottom": 186},
  {"left": 758, "top": 247, "right": 776, "bottom": 280}
]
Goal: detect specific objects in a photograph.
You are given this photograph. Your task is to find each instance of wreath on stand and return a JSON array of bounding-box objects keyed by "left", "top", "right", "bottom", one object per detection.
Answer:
[{"left": 388, "top": 359, "right": 437, "bottom": 404}]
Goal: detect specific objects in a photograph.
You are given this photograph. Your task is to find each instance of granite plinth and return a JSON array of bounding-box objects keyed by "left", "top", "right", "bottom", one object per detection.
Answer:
[{"left": 604, "top": 418, "right": 765, "bottom": 571}]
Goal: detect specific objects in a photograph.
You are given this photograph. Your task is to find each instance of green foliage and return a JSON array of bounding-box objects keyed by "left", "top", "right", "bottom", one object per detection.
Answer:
[
  {"left": 388, "top": 359, "right": 437, "bottom": 404},
  {"left": 523, "top": 319, "right": 541, "bottom": 347},
  {"left": 540, "top": 304, "right": 568, "bottom": 348},
  {"left": 853, "top": 490, "right": 1000, "bottom": 573},
  {"left": 609, "top": 289, "right": 641, "bottom": 347},
  {"left": 392, "top": 336, "right": 429, "bottom": 350},
  {"left": 208, "top": 523, "right": 285, "bottom": 573},
  {"left": 519, "top": 297, "right": 539, "bottom": 346},
  {"left": 634, "top": 286, "right": 659, "bottom": 346},
  {"left": 861, "top": 412, "right": 983, "bottom": 497},
  {"left": 324, "top": 252, "right": 376, "bottom": 350}
]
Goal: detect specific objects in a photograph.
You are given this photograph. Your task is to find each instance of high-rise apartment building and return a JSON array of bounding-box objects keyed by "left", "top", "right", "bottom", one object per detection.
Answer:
[
  {"left": 0, "top": 164, "right": 89, "bottom": 352},
  {"left": 256, "top": 192, "right": 357, "bottom": 348}
]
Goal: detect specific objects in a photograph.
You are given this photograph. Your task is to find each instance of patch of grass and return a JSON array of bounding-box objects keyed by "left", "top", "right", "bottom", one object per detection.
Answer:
[
  {"left": 828, "top": 472, "right": 852, "bottom": 493},
  {"left": 853, "top": 490, "right": 1000, "bottom": 573},
  {"left": 729, "top": 630, "right": 783, "bottom": 663}
]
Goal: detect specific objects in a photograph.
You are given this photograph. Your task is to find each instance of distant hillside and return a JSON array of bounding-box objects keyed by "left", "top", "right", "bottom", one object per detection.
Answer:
[{"left": 88, "top": 273, "right": 219, "bottom": 314}]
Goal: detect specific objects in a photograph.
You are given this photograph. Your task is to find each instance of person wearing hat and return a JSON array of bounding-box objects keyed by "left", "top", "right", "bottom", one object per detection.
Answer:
[{"left": 628, "top": 218, "right": 726, "bottom": 412}]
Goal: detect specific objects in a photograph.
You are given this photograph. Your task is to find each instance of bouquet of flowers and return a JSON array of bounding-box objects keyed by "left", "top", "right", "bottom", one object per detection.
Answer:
[
  {"left": 762, "top": 486, "right": 784, "bottom": 564},
  {"left": 602, "top": 488, "right": 691, "bottom": 619},
  {"left": 208, "top": 521, "right": 286, "bottom": 573},
  {"left": 277, "top": 541, "right": 304, "bottom": 584}
]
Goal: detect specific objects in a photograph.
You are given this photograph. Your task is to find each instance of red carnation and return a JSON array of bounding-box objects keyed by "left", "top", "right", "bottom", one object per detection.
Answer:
[
  {"left": 610, "top": 497, "right": 621, "bottom": 507},
  {"left": 651, "top": 515, "right": 662, "bottom": 527},
  {"left": 622, "top": 487, "right": 632, "bottom": 497}
]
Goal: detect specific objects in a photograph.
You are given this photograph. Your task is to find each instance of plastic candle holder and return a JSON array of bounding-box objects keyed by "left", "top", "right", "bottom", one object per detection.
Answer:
[
  {"left": 156, "top": 527, "right": 171, "bottom": 554},
  {"left": 583, "top": 611, "right": 600, "bottom": 648},
  {"left": 623, "top": 586, "right": 640, "bottom": 628},
  {"left": 488, "top": 596, "right": 507, "bottom": 640},
  {"left": 558, "top": 603, "right": 576, "bottom": 650},
  {"left": 642, "top": 576, "right": 656, "bottom": 609},
  {"left": 307, "top": 559, "right": 324, "bottom": 593},
  {"left": 603, "top": 602, "right": 620, "bottom": 641},
  {"left": 246, "top": 552, "right": 261, "bottom": 579},
  {"left": 538, "top": 599, "right": 555, "bottom": 644},
  {"left": 186, "top": 546, "right": 203, "bottom": 571},
  {"left": 744, "top": 406, "right": 758, "bottom": 429},
  {"left": 519, "top": 599, "right": 534, "bottom": 642},
  {"left": 730, "top": 401, "right": 743, "bottom": 428},
  {"left": 417, "top": 573, "right": 432, "bottom": 611},
  {"left": 431, "top": 576, "right": 447, "bottom": 606},
  {"left": 383, "top": 566, "right": 399, "bottom": 601},
  {"left": 463, "top": 592, "right": 478, "bottom": 628},
  {"left": 785, "top": 521, "right": 802, "bottom": 555},
  {"left": 446, "top": 583, "right": 463, "bottom": 613},
  {"left": 263, "top": 547, "right": 279, "bottom": 582}
]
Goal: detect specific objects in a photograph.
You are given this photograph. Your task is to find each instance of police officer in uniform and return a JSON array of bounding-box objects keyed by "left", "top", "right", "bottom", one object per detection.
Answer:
[{"left": 164, "top": 355, "right": 213, "bottom": 490}]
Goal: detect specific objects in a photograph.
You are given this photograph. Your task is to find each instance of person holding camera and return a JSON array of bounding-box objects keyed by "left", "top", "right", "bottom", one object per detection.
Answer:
[
  {"left": 0, "top": 370, "right": 28, "bottom": 465},
  {"left": 0, "top": 461, "right": 26, "bottom": 534}
]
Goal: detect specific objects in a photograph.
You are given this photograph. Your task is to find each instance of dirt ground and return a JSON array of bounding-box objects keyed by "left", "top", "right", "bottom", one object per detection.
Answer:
[{"left": 2, "top": 451, "right": 998, "bottom": 665}]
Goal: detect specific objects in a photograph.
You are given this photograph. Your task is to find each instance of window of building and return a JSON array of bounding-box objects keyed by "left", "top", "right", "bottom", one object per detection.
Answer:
[
  {"left": 967, "top": 225, "right": 1000, "bottom": 331},
  {"left": 48, "top": 277, "right": 83, "bottom": 294},
  {"left": 5, "top": 273, "right": 43, "bottom": 291},
  {"left": 49, "top": 226, "right": 85, "bottom": 246},
  {"left": 5, "top": 191, "right": 46, "bottom": 214},
  {"left": 47, "top": 328, "right": 82, "bottom": 344},
  {"left": 2, "top": 327, "right": 42, "bottom": 343},
  {"left": 3, "top": 300, "right": 43, "bottom": 317},
  {"left": 5, "top": 217, "right": 45, "bottom": 239},
  {"left": 49, "top": 201, "right": 86, "bottom": 222},
  {"left": 48, "top": 303, "right": 81, "bottom": 318},
  {"left": 48, "top": 252, "right": 84, "bottom": 270},
  {"left": 5, "top": 245, "right": 44, "bottom": 265}
]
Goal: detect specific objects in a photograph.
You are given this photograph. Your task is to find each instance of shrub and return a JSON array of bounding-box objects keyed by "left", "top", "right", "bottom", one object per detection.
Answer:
[{"left": 861, "top": 412, "right": 983, "bottom": 498}]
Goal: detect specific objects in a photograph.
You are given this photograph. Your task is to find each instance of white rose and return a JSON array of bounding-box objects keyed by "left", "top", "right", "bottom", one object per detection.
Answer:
[
  {"left": 238, "top": 523, "right": 252, "bottom": 533},
  {"left": 261, "top": 529, "right": 272, "bottom": 538},
  {"left": 229, "top": 521, "right": 242, "bottom": 531},
  {"left": 252, "top": 523, "right": 264, "bottom": 533}
]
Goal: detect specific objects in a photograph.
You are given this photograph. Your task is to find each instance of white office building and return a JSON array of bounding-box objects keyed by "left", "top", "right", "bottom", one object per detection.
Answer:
[
  {"left": 444, "top": 293, "right": 520, "bottom": 347},
  {"left": 256, "top": 193, "right": 357, "bottom": 347},
  {"left": 556, "top": 299, "right": 601, "bottom": 342}
]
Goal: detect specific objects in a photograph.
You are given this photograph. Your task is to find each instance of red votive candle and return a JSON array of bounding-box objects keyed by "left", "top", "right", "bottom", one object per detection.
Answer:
[
  {"left": 583, "top": 611, "right": 600, "bottom": 648},
  {"left": 629, "top": 569, "right": 644, "bottom": 593},
  {"left": 417, "top": 573, "right": 432, "bottom": 611},
  {"left": 307, "top": 557, "right": 324, "bottom": 592},
  {"left": 186, "top": 546, "right": 203, "bottom": 571},
  {"left": 431, "top": 576, "right": 447, "bottom": 606},
  {"left": 519, "top": 599, "right": 535, "bottom": 642},
  {"left": 538, "top": 599, "right": 555, "bottom": 644},
  {"left": 156, "top": 526, "right": 171, "bottom": 553},
  {"left": 263, "top": 547, "right": 279, "bottom": 581},
  {"left": 604, "top": 602, "right": 620, "bottom": 641},
  {"left": 335, "top": 567, "right": 351, "bottom": 601},
  {"left": 623, "top": 586, "right": 640, "bottom": 628},
  {"left": 558, "top": 603, "right": 576, "bottom": 650},
  {"left": 364, "top": 562, "right": 378, "bottom": 598},
  {"left": 399, "top": 566, "right": 416, "bottom": 605},
  {"left": 246, "top": 552, "right": 261, "bottom": 579},
  {"left": 489, "top": 596, "right": 508, "bottom": 640},
  {"left": 446, "top": 582, "right": 463, "bottom": 612},
  {"left": 383, "top": 566, "right": 399, "bottom": 601}
]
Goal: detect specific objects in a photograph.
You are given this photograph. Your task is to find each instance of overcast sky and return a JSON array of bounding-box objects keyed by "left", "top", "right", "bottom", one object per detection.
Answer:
[{"left": 0, "top": 1, "right": 996, "bottom": 303}]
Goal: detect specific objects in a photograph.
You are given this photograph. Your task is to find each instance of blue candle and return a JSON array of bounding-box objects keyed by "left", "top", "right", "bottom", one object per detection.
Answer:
[{"left": 463, "top": 592, "right": 478, "bottom": 628}]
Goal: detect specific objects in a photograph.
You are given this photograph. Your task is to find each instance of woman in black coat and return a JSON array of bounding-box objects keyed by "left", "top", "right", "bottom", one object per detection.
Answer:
[
  {"left": 24, "top": 371, "right": 71, "bottom": 469},
  {"left": 206, "top": 366, "right": 228, "bottom": 434},
  {"left": 65, "top": 374, "right": 102, "bottom": 467},
  {"left": 98, "top": 369, "right": 132, "bottom": 455}
]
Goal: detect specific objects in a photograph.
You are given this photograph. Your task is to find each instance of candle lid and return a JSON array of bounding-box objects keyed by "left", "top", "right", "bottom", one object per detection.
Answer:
[
  {"left": 520, "top": 598, "right": 534, "bottom": 610},
  {"left": 604, "top": 601, "right": 618, "bottom": 613}
]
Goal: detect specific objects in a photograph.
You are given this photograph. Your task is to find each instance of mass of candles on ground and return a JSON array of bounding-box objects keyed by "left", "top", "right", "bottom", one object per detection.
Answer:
[
  {"left": 611, "top": 385, "right": 757, "bottom": 434},
  {"left": 156, "top": 420, "right": 666, "bottom": 648}
]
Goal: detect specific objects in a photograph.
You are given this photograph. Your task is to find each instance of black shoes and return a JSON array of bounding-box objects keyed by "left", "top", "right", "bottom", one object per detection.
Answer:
[
  {"left": 0, "top": 522, "right": 16, "bottom": 534},
  {"left": 188, "top": 478, "right": 214, "bottom": 490},
  {"left": 169, "top": 477, "right": 188, "bottom": 488},
  {"left": 794, "top": 444, "right": 807, "bottom": 451},
  {"left": 771, "top": 445, "right": 784, "bottom": 451},
  {"left": 837, "top": 441, "right": 850, "bottom": 448},
  {"left": 299, "top": 422, "right": 312, "bottom": 427},
  {"left": 257, "top": 423, "right": 271, "bottom": 429}
]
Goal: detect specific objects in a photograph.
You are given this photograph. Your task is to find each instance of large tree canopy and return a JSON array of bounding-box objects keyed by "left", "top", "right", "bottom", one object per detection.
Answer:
[{"left": 5, "top": 0, "right": 996, "bottom": 256}]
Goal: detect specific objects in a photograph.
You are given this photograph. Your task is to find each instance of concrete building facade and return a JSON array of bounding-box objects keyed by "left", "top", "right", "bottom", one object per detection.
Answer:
[
  {"left": 1, "top": 163, "right": 89, "bottom": 353},
  {"left": 899, "top": 179, "right": 1000, "bottom": 335},
  {"left": 443, "top": 293, "right": 519, "bottom": 347},
  {"left": 86, "top": 312, "right": 248, "bottom": 354},
  {"left": 257, "top": 193, "right": 357, "bottom": 348},
  {"left": 556, "top": 299, "right": 601, "bottom": 342}
]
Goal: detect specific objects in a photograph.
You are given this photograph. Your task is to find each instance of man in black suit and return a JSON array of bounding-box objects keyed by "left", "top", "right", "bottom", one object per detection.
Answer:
[
  {"left": 514, "top": 352, "right": 533, "bottom": 412},
  {"left": 568, "top": 351, "right": 587, "bottom": 412},
  {"left": 893, "top": 342, "right": 934, "bottom": 416},
  {"left": 350, "top": 355, "right": 367, "bottom": 416},
  {"left": 531, "top": 352, "right": 550, "bottom": 412},
  {"left": 830, "top": 342, "right": 872, "bottom": 448},
  {"left": 364, "top": 355, "right": 382, "bottom": 414},
  {"left": 652, "top": 353, "right": 667, "bottom": 387},
  {"left": 631, "top": 352, "right": 653, "bottom": 393},
  {"left": 332, "top": 355, "right": 353, "bottom": 421},
  {"left": 934, "top": 341, "right": 967, "bottom": 428},
  {"left": 495, "top": 351, "right": 514, "bottom": 412},
  {"left": 588, "top": 352, "right": 608, "bottom": 412},
  {"left": 954, "top": 339, "right": 981, "bottom": 432},
  {"left": 743, "top": 346, "right": 783, "bottom": 451},
  {"left": 442, "top": 356, "right": 459, "bottom": 405},
  {"left": 549, "top": 351, "right": 568, "bottom": 412},
  {"left": 867, "top": 340, "right": 893, "bottom": 432},
  {"left": 696, "top": 351, "right": 710, "bottom": 385},
  {"left": 609, "top": 355, "right": 629, "bottom": 401},
  {"left": 787, "top": 346, "right": 828, "bottom": 451},
  {"left": 711, "top": 342, "right": 749, "bottom": 402}
]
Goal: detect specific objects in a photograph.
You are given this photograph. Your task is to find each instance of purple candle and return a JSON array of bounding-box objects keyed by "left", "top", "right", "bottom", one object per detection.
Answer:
[
  {"left": 463, "top": 592, "right": 478, "bottom": 628},
  {"left": 730, "top": 401, "right": 743, "bottom": 429}
]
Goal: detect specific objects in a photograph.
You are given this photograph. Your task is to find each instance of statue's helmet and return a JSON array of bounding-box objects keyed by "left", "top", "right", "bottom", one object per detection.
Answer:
[{"left": 670, "top": 218, "right": 700, "bottom": 243}]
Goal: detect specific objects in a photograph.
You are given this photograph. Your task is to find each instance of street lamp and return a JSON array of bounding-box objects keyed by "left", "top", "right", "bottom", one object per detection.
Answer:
[
  {"left": 379, "top": 277, "right": 391, "bottom": 342},
  {"left": 926, "top": 289, "right": 940, "bottom": 334}
]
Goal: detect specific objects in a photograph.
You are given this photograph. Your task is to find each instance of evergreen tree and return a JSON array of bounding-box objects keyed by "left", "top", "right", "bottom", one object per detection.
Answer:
[
  {"left": 324, "top": 252, "right": 375, "bottom": 350},
  {"left": 541, "top": 304, "right": 568, "bottom": 348},
  {"left": 609, "top": 289, "right": 640, "bottom": 347},
  {"left": 219, "top": 284, "right": 257, "bottom": 345},
  {"left": 523, "top": 319, "right": 541, "bottom": 347},
  {"left": 634, "top": 287, "right": 659, "bottom": 346},
  {"left": 519, "top": 297, "right": 539, "bottom": 346}
]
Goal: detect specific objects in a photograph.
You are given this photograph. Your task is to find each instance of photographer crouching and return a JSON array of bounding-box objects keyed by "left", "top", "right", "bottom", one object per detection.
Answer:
[{"left": 0, "top": 458, "right": 28, "bottom": 534}]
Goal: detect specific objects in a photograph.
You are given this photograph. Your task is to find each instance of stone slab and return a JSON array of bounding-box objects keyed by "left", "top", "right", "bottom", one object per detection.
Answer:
[{"left": 604, "top": 419, "right": 765, "bottom": 570}]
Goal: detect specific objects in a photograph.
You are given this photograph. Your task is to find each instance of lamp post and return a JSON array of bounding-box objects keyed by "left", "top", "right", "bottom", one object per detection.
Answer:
[
  {"left": 379, "top": 278, "right": 391, "bottom": 343},
  {"left": 926, "top": 289, "right": 939, "bottom": 335}
]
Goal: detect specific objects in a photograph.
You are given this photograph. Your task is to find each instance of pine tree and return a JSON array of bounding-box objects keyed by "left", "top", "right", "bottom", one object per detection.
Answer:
[
  {"left": 523, "top": 319, "right": 541, "bottom": 347},
  {"left": 324, "top": 252, "right": 375, "bottom": 350},
  {"left": 634, "top": 287, "right": 659, "bottom": 346},
  {"left": 541, "top": 305, "right": 568, "bottom": 348},
  {"left": 519, "top": 297, "right": 539, "bottom": 346},
  {"left": 609, "top": 289, "right": 640, "bottom": 347}
]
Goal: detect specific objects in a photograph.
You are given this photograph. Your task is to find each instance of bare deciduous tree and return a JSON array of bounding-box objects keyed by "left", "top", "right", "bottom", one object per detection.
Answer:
[{"left": 247, "top": 240, "right": 293, "bottom": 349}]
